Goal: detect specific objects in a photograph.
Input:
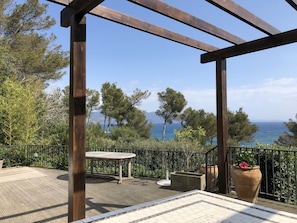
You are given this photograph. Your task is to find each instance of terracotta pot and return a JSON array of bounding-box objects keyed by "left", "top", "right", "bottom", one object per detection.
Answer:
[
  {"left": 200, "top": 164, "right": 218, "bottom": 191},
  {"left": 231, "top": 165, "right": 262, "bottom": 203}
]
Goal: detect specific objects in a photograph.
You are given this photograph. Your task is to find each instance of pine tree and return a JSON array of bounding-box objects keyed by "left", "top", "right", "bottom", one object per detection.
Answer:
[
  {"left": 156, "top": 87, "right": 187, "bottom": 141},
  {"left": 0, "top": 0, "right": 68, "bottom": 87}
]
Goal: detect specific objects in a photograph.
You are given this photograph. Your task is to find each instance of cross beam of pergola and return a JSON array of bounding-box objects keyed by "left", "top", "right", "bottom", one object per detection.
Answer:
[{"left": 46, "top": 0, "right": 297, "bottom": 221}]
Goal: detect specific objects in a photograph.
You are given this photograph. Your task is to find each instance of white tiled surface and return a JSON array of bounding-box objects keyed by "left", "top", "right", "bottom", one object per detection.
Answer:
[{"left": 74, "top": 190, "right": 297, "bottom": 223}]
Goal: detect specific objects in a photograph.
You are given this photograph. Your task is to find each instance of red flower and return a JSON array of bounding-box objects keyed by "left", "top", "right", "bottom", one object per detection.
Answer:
[{"left": 239, "top": 162, "right": 249, "bottom": 169}]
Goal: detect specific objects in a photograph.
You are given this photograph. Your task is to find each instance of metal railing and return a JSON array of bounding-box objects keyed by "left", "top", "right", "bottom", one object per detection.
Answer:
[
  {"left": 0, "top": 145, "right": 68, "bottom": 169},
  {"left": 204, "top": 146, "right": 218, "bottom": 191},
  {"left": 229, "top": 146, "right": 297, "bottom": 204},
  {"left": 1, "top": 144, "right": 297, "bottom": 204},
  {"left": 205, "top": 146, "right": 297, "bottom": 205},
  {"left": 0, "top": 145, "right": 205, "bottom": 179},
  {"left": 87, "top": 147, "right": 205, "bottom": 179}
]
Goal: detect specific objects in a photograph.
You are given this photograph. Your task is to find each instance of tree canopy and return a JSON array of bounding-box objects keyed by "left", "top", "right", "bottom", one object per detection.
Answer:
[
  {"left": 180, "top": 107, "right": 216, "bottom": 145},
  {"left": 100, "top": 82, "right": 152, "bottom": 138},
  {"left": 275, "top": 114, "right": 297, "bottom": 147},
  {"left": 0, "top": 0, "right": 68, "bottom": 87},
  {"left": 126, "top": 108, "right": 152, "bottom": 139},
  {"left": 228, "top": 107, "right": 258, "bottom": 146},
  {"left": 156, "top": 87, "right": 187, "bottom": 141}
]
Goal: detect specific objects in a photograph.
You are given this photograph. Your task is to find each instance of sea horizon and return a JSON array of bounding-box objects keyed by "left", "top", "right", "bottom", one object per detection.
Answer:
[{"left": 150, "top": 121, "right": 287, "bottom": 146}]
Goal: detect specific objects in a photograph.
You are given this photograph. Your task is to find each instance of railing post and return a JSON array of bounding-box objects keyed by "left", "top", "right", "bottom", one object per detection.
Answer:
[{"left": 205, "top": 151, "right": 209, "bottom": 191}]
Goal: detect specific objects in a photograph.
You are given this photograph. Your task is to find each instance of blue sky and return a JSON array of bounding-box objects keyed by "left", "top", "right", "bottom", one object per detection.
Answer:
[{"left": 42, "top": 0, "right": 297, "bottom": 121}]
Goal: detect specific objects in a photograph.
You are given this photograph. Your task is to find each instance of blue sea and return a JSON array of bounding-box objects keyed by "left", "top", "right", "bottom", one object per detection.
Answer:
[{"left": 150, "top": 122, "right": 287, "bottom": 146}]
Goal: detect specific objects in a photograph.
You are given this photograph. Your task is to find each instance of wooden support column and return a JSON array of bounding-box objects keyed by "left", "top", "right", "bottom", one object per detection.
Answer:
[
  {"left": 68, "top": 15, "right": 86, "bottom": 222},
  {"left": 216, "top": 59, "right": 229, "bottom": 194}
]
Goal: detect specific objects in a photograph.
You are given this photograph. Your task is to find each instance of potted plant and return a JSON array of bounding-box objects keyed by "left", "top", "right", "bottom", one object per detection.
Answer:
[
  {"left": 231, "top": 150, "right": 262, "bottom": 203},
  {"left": 171, "top": 126, "right": 206, "bottom": 191}
]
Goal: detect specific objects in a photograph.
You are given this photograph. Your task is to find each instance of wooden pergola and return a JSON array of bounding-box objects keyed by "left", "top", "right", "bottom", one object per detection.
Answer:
[{"left": 47, "top": 0, "right": 297, "bottom": 222}]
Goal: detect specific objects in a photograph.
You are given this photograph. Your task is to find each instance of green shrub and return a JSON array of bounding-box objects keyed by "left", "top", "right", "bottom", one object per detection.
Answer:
[
  {"left": 0, "top": 145, "right": 27, "bottom": 166},
  {"left": 253, "top": 144, "right": 297, "bottom": 204},
  {"left": 109, "top": 127, "right": 140, "bottom": 142}
]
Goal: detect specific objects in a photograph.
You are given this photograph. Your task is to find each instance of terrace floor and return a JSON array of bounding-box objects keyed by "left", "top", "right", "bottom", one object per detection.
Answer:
[{"left": 0, "top": 167, "right": 296, "bottom": 223}]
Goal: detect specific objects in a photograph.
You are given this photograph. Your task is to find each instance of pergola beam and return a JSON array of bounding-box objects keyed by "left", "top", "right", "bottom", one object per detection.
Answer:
[
  {"left": 91, "top": 5, "right": 218, "bottom": 52},
  {"left": 205, "top": 0, "right": 280, "bottom": 35},
  {"left": 128, "top": 0, "right": 245, "bottom": 44},
  {"left": 61, "top": 0, "right": 104, "bottom": 27},
  {"left": 201, "top": 28, "right": 297, "bottom": 63},
  {"left": 286, "top": 0, "right": 297, "bottom": 10},
  {"left": 48, "top": 0, "right": 218, "bottom": 52}
]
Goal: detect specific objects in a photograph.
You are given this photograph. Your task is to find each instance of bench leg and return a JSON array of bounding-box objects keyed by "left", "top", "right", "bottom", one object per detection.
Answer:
[
  {"left": 128, "top": 159, "right": 132, "bottom": 178},
  {"left": 118, "top": 160, "right": 123, "bottom": 184}
]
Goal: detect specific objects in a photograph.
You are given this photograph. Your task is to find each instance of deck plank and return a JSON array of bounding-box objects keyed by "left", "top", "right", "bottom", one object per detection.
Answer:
[{"left": 0, "top": 167, "right": 46, "bottom": 183}]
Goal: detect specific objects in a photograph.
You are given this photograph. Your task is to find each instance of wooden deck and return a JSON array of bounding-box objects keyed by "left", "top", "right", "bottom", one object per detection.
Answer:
[
  {"left": 0, "top": 167, "right": 181, "bottom": 223},
  {"left": 0, "top": 167, "right": 296, "bottom": 223}
]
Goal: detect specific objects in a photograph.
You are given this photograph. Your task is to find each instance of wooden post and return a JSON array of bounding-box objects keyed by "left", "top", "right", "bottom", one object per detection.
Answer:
[
  {"left": 216, "top": 59, "right": 229, "bottom": 194},
  {"left": 68, "top": 15, "right": 86, "bottom": 222}
]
